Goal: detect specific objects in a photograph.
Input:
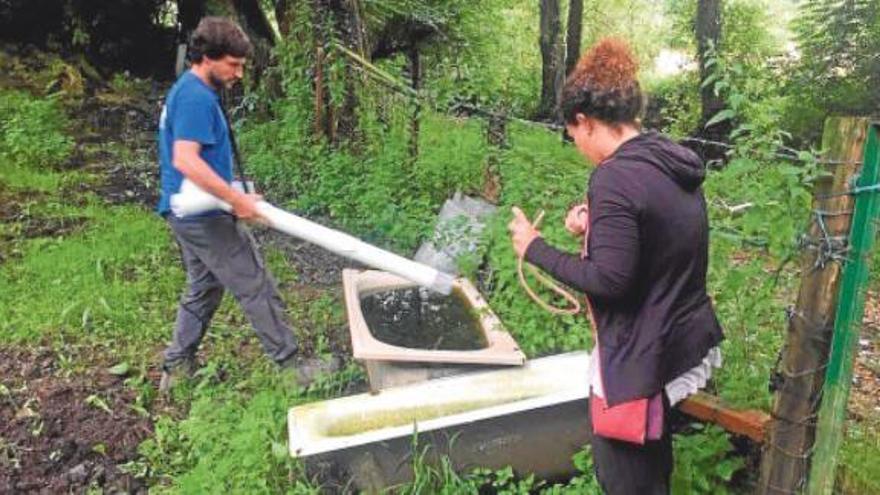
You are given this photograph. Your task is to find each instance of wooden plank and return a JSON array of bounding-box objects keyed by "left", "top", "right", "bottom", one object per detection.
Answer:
[
  {"left": 679, "top": 392, "right": 770, "bottom": 443},
  {"left": 757, "top": 117, "right": 869, "bottom": 494}
]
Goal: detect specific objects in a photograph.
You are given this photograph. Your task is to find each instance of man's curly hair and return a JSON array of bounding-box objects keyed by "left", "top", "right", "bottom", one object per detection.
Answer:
[{"left": 188, "top": 17, "right": 252, "bottom": 63}]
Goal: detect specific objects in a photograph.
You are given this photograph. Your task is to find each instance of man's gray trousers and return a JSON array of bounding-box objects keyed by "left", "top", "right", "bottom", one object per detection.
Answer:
[{"left": 163, "top": 214, "right": 298, "bottom": 367}]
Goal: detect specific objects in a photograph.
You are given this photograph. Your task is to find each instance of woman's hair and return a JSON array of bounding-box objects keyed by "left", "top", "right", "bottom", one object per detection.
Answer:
[
  {"left": 560, "top": 38, "right": 643, "bottom": 126},
  {"left": 188, "top": 17, "right": 253, "bottom": 63}
]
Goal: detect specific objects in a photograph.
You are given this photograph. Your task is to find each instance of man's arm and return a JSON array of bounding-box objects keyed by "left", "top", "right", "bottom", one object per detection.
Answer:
[{"left": 173, "top": 140, "right": 263, "bottom": 221}]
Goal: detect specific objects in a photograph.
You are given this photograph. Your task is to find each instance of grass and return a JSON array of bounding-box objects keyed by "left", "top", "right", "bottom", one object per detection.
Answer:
[
  {"left": 0, "top": 195, "right": 179, "bottom": 348},
  {"left": 839, "top": 423, "right": 880, "bottom": 494},
  {"left": 1, "top": 78, "right": 878, "bottom": 492}
]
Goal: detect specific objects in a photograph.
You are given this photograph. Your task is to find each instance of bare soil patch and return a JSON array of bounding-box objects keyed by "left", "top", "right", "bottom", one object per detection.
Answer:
[
  {"left": 0, "top": 347, "right": 153, "bottom": 494},
  {"left": 849, "top": 291, "right": 880, "bottom": 424},
  {"left": 255, "top": 227, "right": 362, "bottom": 287}
]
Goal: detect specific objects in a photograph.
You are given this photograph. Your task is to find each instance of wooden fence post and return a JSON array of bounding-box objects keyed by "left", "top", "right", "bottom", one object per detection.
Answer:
[
  {"left": 757, "top": 117, "right": 869, "bottom": 494},
  {"left": 807, "top": 122, "right": 880, "bottom": 494}
]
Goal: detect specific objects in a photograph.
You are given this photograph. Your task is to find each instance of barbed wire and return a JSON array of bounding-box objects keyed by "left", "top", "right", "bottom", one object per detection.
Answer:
[
  {"left": 678, "top": 136, "right": 861, "bottom": 167},
  {"left": 798, "top": 209, "right": 852, "bottom": 270},
  {"left": 760, "top": 158, "right": 880, "bottom": 492}
]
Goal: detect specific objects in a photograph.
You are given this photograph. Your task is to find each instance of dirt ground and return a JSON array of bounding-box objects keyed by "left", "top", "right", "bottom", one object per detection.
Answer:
[
  {"left": 0, "top": 348, "right": 152, "bottom": 494},
  {"left": 848, "top": 290, "right": 880, "bottom": 424}
]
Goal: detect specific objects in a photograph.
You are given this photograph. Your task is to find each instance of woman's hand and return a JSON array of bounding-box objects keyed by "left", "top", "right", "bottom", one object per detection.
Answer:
[
  {"left": 508, "top": 206, "right": 540, "bottom": 258},
  {"left": 565, "top": 203, "right": 589, "bottom": 236}
]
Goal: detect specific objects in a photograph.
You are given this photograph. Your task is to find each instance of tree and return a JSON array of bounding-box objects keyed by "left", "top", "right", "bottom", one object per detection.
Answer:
[
  {"left": 232, "top": 0, "right": 278, "bottom": 45},
  {"left": 791, "top": 0, "right": 880, "bottom": 116},
  {"left": 308, "top": 0, "right": 367, "bottom": 145},
  {"left": 537, "top": 0, "right": 564, "bottom": 121},
  {"left": 695, "top": 0, "right": 724, "bottom": 133},
  {"left": 178, "top": 0, "right": 207, "bottom": 39},
  {"left": 274, "top": 0, "right": 300, "bottom": 37},
  {"left": 332, "top": 0, "right": 367, "bottom": 145},
  {"left": 271, "top": 0, "right": 480, "bottom": 146},
  {"left": 0, "top": 0, "right": 174, "bottom": 77},
  {"left": 565, "top": 0, "right": 584, "bottom": 76}
]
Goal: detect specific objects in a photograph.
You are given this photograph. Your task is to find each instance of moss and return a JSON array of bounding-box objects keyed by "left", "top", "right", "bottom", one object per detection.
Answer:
[{"left": 323, "top": 394, "right": 536, "bottom": 437}]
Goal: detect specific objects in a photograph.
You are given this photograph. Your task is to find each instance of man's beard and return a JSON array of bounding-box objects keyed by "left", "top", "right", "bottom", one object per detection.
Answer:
[{"left": 209, "top": 72, "right": 234, "bottom": 89}]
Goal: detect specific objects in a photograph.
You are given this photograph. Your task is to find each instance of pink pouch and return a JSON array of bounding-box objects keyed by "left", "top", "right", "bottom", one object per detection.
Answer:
[
  {"left": 590, "top": 345, "right": 664, "bottom": 444},
  {"left": 590, "top": 392, "right": 650, "bottom": 444}
]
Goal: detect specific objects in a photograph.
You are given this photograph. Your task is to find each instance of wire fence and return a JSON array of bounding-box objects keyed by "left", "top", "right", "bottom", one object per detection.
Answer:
[{"left": 759, "top": 121, "right": 880, "bottom": 493}]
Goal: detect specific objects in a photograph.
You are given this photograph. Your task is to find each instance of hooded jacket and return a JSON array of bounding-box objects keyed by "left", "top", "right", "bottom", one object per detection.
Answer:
[{"left": 525, "top": 131, "right": 724, "bottom": 406}]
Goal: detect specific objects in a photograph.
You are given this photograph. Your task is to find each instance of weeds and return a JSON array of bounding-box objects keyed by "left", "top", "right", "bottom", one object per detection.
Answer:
[
  {"left": 672, "top": 425, "right": 746, "bottom": 494},
  {"left": 0, "top": 90, "right": 73, "bottom": 168}
]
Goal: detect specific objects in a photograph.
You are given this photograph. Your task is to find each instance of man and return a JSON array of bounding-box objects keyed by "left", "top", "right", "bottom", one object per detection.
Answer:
[{"left": 157, "top": 17, "right": 331, "bottom": 392}]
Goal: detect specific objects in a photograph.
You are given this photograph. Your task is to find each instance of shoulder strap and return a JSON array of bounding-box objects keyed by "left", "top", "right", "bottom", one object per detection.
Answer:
[{"left": 218, "top": 96, "right": 252, "bottom": 193}]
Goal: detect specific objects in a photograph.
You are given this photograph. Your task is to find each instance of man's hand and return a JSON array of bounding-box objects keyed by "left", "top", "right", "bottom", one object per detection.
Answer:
[
  {"left": 230, "top": 192, "right": 266, "bottom": 223},
  {"left": 508, "top": 206, "right": 540, "bottom": 258},
  {"left": 174, "top": 140, "right": 267, "bottom": 223},
  {"left": 565, "top": 203, "right": 589, "bottom": 236}
]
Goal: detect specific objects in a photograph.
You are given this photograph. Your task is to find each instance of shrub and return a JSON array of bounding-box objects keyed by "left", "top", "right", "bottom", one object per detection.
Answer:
[{"left": 0, "top": 90, "right": 73, "bottom": 168}]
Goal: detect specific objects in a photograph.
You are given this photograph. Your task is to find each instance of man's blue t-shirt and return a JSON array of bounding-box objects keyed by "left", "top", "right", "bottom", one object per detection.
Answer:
[{"left": 157, "top": 71, "right": 233, "bottom": 217}]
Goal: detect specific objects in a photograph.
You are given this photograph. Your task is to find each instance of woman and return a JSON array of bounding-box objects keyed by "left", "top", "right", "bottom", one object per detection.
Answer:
[{"left": 509, "top": 38, "right": 724, "bottom": 494}]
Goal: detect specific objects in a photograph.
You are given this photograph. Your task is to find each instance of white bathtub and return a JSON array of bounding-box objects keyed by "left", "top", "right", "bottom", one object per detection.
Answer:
[{"left": 288, "top": 352, "right": 593, "bottom": 491}]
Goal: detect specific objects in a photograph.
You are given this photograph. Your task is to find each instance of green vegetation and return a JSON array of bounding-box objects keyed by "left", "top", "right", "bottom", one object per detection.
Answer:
[
  {"left": 0, "top": 90, "right": 73, "bottom": 168},
  {"left": 2, "top": 0, "right": 880, "bottom": 492},
  {"left": 672, "top": 425, "right": 745, "bottom": 494}
]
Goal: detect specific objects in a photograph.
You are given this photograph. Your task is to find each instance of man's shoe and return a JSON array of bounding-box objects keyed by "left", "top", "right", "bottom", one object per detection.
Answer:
[
  {"left": 158, "top": 357, "right": 198, "bottom": 395},
  {"left": 280, "top": 355, "right": 342, "bottom": 387}
]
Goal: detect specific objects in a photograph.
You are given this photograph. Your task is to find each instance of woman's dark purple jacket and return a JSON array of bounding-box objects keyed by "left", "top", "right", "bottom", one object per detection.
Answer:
[{"left": 525, "top": 131, "right": 724, "bottom": 406}]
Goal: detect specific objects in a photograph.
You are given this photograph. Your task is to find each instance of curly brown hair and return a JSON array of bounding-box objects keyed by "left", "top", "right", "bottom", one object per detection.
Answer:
[
  {"left": 560, "top": 38, "right": 643, "bottom": 125},
  {"left": 188, "top": 17, "right": 253, "bottom": 63}
]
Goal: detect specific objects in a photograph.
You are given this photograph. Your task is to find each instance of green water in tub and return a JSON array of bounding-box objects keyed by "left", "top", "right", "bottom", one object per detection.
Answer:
[{"left": 360, "top": 287, "right": 487, "bottom": 350}]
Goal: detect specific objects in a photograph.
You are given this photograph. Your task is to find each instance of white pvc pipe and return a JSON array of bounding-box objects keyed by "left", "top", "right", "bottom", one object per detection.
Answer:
[{"left": 170, "top": 179, "right": 455, "bottom": 294}]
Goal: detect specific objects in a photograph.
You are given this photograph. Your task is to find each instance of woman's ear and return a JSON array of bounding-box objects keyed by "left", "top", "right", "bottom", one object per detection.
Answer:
[{"left": 576, "top": 114, "right": 594, "bottom": 135}]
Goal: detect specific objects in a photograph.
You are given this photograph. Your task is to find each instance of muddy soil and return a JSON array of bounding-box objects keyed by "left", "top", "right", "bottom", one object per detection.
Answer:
[
  {"left": 0, "top": 347, "right": 152, "bottom": 494},
  {"left": 95, "top": 162, "right": 159, "bottom": 208},
  {"left": 0, "top": 189, "right": 87, "bottom": 240},
  {"left": 83, "top": 93, "right": 162, "bottom": 209},
  {"left": 0, "top": 187, "right": 88, "bottom": 264},
  {"left": 255, "top": 227, "right": 362, "bottom": 287}
]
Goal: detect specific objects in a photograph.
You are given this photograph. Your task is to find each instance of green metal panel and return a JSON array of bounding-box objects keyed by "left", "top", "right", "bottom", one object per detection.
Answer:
[{"left": 808, "top": 122, "right": 880, "bottom": 495}]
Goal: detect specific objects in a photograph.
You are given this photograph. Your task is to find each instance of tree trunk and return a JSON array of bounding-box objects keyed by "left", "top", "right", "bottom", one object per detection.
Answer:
[
  {"left": 483, "top": 110, "right": 507, "bottom": 203},
  {"left": 311, "top": 0, "right": 332, "bottom": 140},
  {"left": 314, "top": 45, "right": 330, "bottom": 139},
  {"left": 537, "top": 0, "right": 564, "bottom": 121},
  {"left": 232, "top": 0, "right": 277, "bottom": 44},
  {"left": 310, "top": 0, "right": 364, "bottom": 146},
  {"left": 565, "top": 0, "right": 583, "bottom": 76},
  {"left": 177, "top": 0, "right": 206, "bottom": 39},
  {"left": 696, "top": 0, "right": 723, "bottom": 129},
  {"left": 333, "top": 0, "right": 366, "bottom": 147},
  {"left": 176, "top": 0, "right": 207, "bottom": 76},
  {"left": 275, "top": 0, "right": 293, "bottom": 37},
  {"left": 407, "top": 46, "right": 421, "bottom": 163}
]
